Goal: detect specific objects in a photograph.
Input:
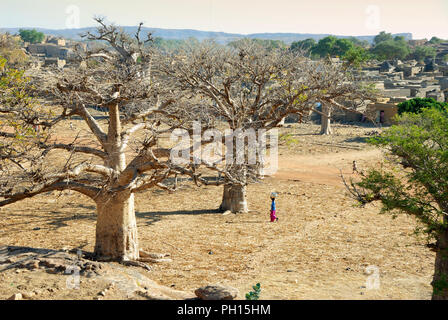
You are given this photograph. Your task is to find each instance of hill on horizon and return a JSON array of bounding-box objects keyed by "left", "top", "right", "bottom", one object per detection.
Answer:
[{"left": 0, "top": 26, "right": 413, "bottom": 44}]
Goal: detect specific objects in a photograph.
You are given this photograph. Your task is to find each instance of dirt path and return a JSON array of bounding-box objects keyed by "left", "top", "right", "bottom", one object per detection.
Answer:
[{"left": 273, "top": 149, "right": 382, "bottom": 186}]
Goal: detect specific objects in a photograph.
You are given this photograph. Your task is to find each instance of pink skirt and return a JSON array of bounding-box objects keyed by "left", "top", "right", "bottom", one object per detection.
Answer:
[{"left": 270, "top": 210, "right": 277, "bottom": 222}]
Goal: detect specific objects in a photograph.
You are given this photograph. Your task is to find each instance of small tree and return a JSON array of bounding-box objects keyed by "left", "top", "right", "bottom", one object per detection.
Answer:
[
  {"left": 0, "top": 56, "right": 44, "bottom": 168},
  {"left": 342, "top": 46, "right": 371, "bottom": 69},
  {"left": 397, "top": 97, "right": 447, "bottom": 115},
  {"left": 429, "top": 37, "right": 443, "bottom": 45},
  {"left": 412, "top": 46, "right": 437, "bottom": 62},
  {"left": 347, "top": 37, "right": 369, "bottom": 48},
  {"left": 311, "top": 37, "right": 355, "bottom": 59},
  {"left": 373, "top": 31, "right": 393, "bottom": 45},
  {"left": 442, "top": 54, "right": 448, "bottom": 64},
  {"left": 343, "top": 107, "right": 448, "bottom": 299},
  {"left": 331, "top": 38, "right": 355, "bottom": 57},
  {"left": 290, "top": 39, "right": 316, "bottom": 54},
  {"left": 371, "top": 39, "right": 411, "bottom": 61},
  {"left": 18, "top": 29, "right": 45, "bottom": 44},
  {"left": 311, "top": 36, "right": 337, "bottom": 57}
]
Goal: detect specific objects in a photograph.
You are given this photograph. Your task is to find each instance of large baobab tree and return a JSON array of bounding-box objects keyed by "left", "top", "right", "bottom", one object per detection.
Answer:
[
  {"left": 161, "top": 40, "right": 370, "bottom": 213},
  {"left": 0, "top": 19, "right": 210, "bottom": 262}
]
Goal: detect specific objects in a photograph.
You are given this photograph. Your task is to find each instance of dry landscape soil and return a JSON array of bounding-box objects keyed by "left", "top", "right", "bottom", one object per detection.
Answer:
[{"left": 0, "top": 122, "right": 435, "bottom": 300}]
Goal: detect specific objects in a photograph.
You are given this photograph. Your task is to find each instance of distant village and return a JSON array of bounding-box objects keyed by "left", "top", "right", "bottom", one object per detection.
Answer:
[
  {"left": 346, "top": 40, "right": 448, "bottom": 124},
  {"left": 12, "top": 32, "right": 448, "bottom": 126},
  {"left": 24, "top": 35, "right": 86, "bottom": 69}
]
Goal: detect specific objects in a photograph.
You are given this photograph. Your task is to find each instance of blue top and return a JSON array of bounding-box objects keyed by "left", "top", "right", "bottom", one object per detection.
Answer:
[{"left": 271, "top": 199, "right": 276, "bottom": 211}]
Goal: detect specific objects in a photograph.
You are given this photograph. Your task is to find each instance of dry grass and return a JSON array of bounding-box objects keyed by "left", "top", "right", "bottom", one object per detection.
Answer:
[{"left": 0, "top": 122, "right": 435, "bottom": 299}]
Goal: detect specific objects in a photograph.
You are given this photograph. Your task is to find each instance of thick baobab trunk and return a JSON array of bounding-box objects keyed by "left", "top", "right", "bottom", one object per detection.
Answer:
[
  {"left": 320, "top": 104, "right": 333, "bottom": 135},
  {"left": 94, "top": 191, "right": 139, "bottom": 261},
  {"left": 432, "top": 228, "right": 448, "bottom": 300},
  {"left": 93, "top": 102, "right": 139, "bottom": 261},
  {"left": 219, "top": 184, "right": 248, "bottom": 213}
]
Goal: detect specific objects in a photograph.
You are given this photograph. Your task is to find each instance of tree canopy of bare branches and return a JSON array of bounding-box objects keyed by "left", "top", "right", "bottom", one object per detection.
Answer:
[
  {"left": 0, "top": 19, "right": 213, "bottom": 262},
  {"left": 160, "top": 39, "right": 372, "bottom": 212}
]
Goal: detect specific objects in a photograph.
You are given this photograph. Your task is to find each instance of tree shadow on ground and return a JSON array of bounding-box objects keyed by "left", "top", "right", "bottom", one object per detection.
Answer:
[
  {"left": 289, "top": 133, "right": 321, "bottom": 137},
  {"left": 136, "top": 209, "right": 221, "bottom": 225},
  {"left": 343, "top": 136, "right": 370, "bottom": 144},
  {"left": 46, "top": 213, "right": 96, "bottom": 228},
  {"left": 1, "top": 203, "right": 96, "bottom": 231}
]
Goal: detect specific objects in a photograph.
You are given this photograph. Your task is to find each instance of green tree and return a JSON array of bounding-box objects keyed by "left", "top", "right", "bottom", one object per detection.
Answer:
[
  {"left": 443, "top": 54, "right": 448, "bottom": 63},
  {"left": 371, "top": 39, "right": 410, "bottom": 60},
  {"left": 311, "top": 36, "right": 337, "bottom": 57},
  {"left": 412, "top": 46, "right": 437, "bottom": 62},
  {"left": 344, "top": 107, "right": 448, "bottom": 299},
  {"left": 429, "top": 37, "right": 443, "bottom": 44},
  {"left": 397, "top": 97, "right": 448, "bottom": 115},
  {"left": 347, "top": 37, "right": 370, "bottom": 48},
  {"left": 332, "top": 38, "right": 355, "bottom": 56},
  {"left": 18, "top": 29, "right": 45, "bottom": 44},
  {"left": 342, "top": 46, "right": 371, "bottom": 68},
  {"left": 0, "top": 56, "right": 44, "bottom": 167},
  {"left": 373, "top": 31, "right": 393, "bottom": 45},
  {"left": 311, "top": 37, "right": 355, "bottom": 58},
  {"left": 290, "top": 38, "right": 316, "bottom": 53}
]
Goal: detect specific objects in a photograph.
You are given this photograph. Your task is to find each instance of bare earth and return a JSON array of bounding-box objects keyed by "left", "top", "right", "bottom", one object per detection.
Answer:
[{"left": 0, "top": 123, "right": 435, "bottom": 300}]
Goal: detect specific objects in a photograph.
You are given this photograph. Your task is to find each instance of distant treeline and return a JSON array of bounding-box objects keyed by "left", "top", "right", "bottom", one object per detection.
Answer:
[{"left": 151, "top": 31, "right": 447, "bottom": 68}]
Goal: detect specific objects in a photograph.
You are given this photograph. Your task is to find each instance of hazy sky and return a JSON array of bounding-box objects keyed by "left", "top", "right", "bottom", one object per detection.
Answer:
[{"left": 2, "top": 0, "right": 448, "bottom": 39}]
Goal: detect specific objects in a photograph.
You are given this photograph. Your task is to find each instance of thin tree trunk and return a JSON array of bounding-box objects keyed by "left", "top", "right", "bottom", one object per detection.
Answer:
[
  {"left": 432, "top": 228, "right": 448, "bottom": 300},
  {"left": 320, "top": 104, "right": 333, "bottom": 135},
  {"left": 94, "top": 191, "right": 139, "bottom": 261},
  {"left": 219, "top": 184, "right": 248, "bottom": 213}
]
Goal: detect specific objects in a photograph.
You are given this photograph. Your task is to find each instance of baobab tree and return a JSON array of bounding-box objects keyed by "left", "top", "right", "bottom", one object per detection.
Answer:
[
  {"left": 310, "top": 58, "right": 377, "bottom": 135},
  {"left": 0, "top": 19, "right": 211, "bottom": 263},
  {"left": 161, "top": 40, "right": 371, "bottom": 213},
  {"left": 315, "top": 98, "right": 372, "bottom": 135}
]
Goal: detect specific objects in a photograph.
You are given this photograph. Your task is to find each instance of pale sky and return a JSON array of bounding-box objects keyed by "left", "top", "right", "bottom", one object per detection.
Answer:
[{"left": 2, "top": 0, "right": 448, "bottom": 39}]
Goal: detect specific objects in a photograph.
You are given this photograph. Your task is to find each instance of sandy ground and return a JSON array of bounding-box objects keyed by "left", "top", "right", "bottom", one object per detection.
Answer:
[{"left": 0, "top": 122, "right": 435, "bottom": 300}]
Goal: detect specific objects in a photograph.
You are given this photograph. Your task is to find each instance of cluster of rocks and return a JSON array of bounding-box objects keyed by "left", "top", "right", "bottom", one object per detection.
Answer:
[
  {"left": 1, "top": 245, "right": 240, "bottom": 301},
  {"left": 0, "top": 245, "right": 104, "bottom": 277}
]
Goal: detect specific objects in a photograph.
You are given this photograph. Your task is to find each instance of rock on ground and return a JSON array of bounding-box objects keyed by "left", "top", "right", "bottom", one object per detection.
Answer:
[
  {"left": 195, "top": 285, "right": 239, "bottom": 300},
  {"left": 7, "top": 293, "right": 22, "bottom": 300}
]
